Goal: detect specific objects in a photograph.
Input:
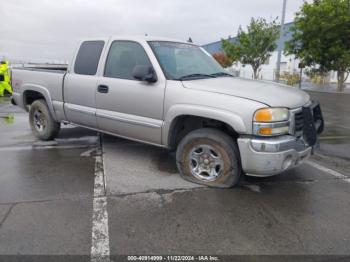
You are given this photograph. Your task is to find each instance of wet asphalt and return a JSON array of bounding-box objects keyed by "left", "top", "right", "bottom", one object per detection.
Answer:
[{"left": 0, "top": 92, "right": 349, "bottom": 261}]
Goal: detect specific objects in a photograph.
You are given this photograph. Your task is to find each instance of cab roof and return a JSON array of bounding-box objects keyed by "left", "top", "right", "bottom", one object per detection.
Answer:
[{"left": 80, "top": 35, "right": 194, "bottom": 45}]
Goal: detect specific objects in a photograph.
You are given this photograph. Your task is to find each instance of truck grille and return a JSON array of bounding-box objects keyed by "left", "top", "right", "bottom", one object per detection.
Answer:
[
  {"left": 293, "top": 102, "right": 324, "bottom": 138},
  {"left": 294, "top": 110, "right": 304, "bottom": 137}
]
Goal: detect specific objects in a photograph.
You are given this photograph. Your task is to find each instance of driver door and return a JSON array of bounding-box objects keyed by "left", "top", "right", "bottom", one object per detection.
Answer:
[{"left": 96, "top": 40, "right": 165, "bottom": 145}]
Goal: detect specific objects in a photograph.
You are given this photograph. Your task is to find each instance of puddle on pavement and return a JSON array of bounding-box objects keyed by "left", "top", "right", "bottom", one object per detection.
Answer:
[{"left": 0, "top": 113, "right": 14, "bottom": 124}]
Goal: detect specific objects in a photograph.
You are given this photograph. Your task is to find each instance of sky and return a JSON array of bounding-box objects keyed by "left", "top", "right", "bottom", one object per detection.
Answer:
[{"left": 0, "top": 0, "right": 306, "bottom": 62}]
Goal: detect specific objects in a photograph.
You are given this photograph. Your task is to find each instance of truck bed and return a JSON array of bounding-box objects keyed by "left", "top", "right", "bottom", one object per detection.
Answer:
[
  {"left": 11, "top": 67, "right": 66, "bottom": 105},
  {"left": 12, "top": 66, "right": 67, "bottom": 74},
  {"left": 12, "top": 63, "right": 68, "bottom": 71}
]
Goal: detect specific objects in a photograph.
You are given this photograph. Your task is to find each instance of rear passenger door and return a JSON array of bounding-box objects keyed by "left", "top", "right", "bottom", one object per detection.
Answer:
[
  {"left": 64, "top": 40, "right": 105, "bottom": 128},
  {"left": 95, "top": 40, "right": 165, "bottom": 145}
]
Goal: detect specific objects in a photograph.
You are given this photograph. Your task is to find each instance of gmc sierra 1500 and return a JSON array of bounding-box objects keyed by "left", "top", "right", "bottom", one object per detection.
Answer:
[{"left": 11, "top": 36, "right": 324, "bottom": 188}]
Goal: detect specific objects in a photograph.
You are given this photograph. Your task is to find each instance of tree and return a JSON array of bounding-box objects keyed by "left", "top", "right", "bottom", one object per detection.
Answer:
[
  {"left": 285, "top": 0, "right": 350, "bottom": 91},
  {"left": 212, "top": 52, "right": 232, "bottom": 68},
  {"left": 222, "top": 17, "right": 280, "bottom": 79}
]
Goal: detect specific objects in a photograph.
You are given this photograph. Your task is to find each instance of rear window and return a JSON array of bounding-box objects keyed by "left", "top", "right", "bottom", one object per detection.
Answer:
[{"left": 74, "top": 41, "right": 104, "bottom": 75}]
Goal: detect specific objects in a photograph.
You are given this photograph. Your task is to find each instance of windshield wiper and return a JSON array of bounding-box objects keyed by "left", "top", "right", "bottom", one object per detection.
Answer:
[
  {"left": 210, "top": 72, "right": 234, "bottom": 77},
  {"left": 177, "top": 73, "right": 216, "bottom": 81}
]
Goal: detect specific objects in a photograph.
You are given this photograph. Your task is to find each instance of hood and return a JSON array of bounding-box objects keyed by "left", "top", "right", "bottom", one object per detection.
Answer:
[{"left": 182, "top": 77, "right": 310, "bottom": 109}]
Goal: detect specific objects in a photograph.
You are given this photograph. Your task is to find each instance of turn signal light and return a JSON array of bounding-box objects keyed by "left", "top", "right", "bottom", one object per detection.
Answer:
[
  {"left": 254, "top": 109, "right": 272, "bottom": 122},
  {"left": 259, "top": 128, "right": 273, "bottom": 135},
  {"left": 257, "top": 126, "right": 290, "bottom": 136}
]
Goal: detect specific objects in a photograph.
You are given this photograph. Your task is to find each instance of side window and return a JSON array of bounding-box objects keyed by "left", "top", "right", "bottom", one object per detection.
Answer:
[
  {"left": 104, "top": 41, "right": 152, "bottom": 80},
  {"left": 74, "top": 41, "right": 104, "bottom": 75}
]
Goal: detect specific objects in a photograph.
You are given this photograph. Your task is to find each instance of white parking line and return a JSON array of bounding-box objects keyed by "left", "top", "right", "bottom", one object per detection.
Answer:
[
  {"left": 91, "top": 147, "right": 110, "bottom": 262},
  {"left": 306, "top": 160, "right": 350, "bottom": 182}
]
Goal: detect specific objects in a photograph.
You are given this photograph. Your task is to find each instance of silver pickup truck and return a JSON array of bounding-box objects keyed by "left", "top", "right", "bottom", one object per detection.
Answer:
[{"left": 11, "top": 36, "right": 324, "bottom": 188}]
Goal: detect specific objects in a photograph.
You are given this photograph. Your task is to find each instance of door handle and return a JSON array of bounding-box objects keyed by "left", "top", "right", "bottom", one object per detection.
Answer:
[{"left": 97, "top": 85, "right": 109, "bottom": 93}]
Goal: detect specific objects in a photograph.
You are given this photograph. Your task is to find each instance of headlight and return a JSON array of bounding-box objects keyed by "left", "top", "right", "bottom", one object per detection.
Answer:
[
  {"left": 253, "top": 108, "right": 290, "bottom": 136},
  {"left": 254, "top": 108, "right": 289, "bottom": 122}
]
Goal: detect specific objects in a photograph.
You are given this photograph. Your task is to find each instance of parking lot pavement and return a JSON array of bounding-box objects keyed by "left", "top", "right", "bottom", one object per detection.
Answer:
[
  {"left": 1, "top": 92, "right": 350, "bottom": 260},
  {"left": 0, "top": 98, "right": 98, "bottom": 256},
  {"left": 0, "top": 199, "right": 93, "bottom": 255},
  {"left": 306, "top": 91, "right": 350, "bottom": 175},
  {"left": 104, "top": 138, "right": 350, "bottom": 256},
  {"left": 103, "top": 135, "right": 202, "bottom": 196},
  {"left": 107, "top": 179, "right": 350, "bottom": 256}
]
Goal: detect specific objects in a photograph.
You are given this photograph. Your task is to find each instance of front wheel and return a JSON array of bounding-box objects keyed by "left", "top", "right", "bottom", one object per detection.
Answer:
[
  {"left": 29, "top": 99, "right": 60, "bottom": 141},
  {"left": 176, "top": 128, "right": 242, "bottom": 188}
]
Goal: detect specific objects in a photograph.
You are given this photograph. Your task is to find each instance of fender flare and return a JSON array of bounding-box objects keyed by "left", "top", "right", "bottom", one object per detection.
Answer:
[
  {"left": 162, "top": 104, "right": 247, "bottom": 146},
  {"left": 22, "top": 84, "right": 57, "bottom": 121}
]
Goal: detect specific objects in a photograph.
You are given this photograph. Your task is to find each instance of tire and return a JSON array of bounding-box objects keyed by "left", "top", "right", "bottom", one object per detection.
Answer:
[
  {"left": 176, "top": 128, "right": 242, "bottom": 188},
  {"left": 29, "top": 99, "right": 60, "bottom": 141}
]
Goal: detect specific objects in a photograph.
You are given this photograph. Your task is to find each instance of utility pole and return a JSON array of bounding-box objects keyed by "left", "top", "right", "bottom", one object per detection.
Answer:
[{"left": 275, "top": 0, "right": 287, "bottom": 82}]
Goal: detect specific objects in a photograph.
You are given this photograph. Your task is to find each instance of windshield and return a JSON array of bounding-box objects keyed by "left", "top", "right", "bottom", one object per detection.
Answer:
[{"left": 148, "top": 41, "right": 230, "bottom": 81}]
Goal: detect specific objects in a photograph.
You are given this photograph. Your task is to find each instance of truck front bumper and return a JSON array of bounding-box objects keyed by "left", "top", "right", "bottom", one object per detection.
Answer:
[{"left": 237, "top": 136, "right": 313, "bottom": 177}]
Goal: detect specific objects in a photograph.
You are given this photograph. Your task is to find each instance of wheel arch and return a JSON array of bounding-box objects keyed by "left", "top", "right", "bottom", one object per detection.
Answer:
[
  {"left": 163, "top": 105, "right": 246, "bottom": 150},
  {"left": 22, "top": 84, "right": 57, "bottom": 120}
]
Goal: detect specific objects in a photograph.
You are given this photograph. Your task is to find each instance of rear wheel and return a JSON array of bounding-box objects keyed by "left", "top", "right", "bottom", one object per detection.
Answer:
[
  {"left": 176, "top": 128, "right": 242, "bottom": 188},
  {"left": 29, "top": 99, "right": 60, "bottom": 141}
]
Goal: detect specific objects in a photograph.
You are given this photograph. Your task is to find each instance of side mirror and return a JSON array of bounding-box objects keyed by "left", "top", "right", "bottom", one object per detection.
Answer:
[{"left": 132, "top": 65, "right": 157, "bottom": 83}]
